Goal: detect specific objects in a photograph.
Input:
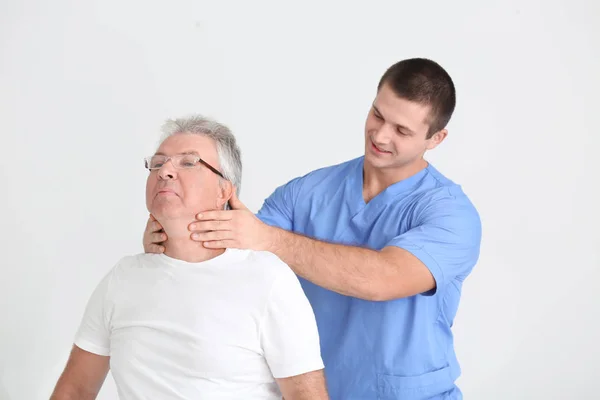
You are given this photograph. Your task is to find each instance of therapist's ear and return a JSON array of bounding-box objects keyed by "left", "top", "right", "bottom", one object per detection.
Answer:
[
  {"left": 216, "top": 180, "right": 234, "bottom": 209},
  {"left": 426, "top": 129, "right": 448, "bottom": 150}
]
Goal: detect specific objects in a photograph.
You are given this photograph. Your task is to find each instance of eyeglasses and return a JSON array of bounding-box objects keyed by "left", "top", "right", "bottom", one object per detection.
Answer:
[{"left": 144, "top": 154, "right": 225, "bottom": 179}]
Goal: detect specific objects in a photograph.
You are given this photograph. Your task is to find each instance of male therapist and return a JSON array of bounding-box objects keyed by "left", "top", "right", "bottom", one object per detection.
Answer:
[{"left": 144, "top": 58, "right": 482, "bottom": 399}]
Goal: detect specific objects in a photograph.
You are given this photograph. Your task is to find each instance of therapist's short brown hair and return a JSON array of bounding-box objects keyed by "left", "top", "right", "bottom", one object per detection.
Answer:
[{"left": 378, "top": 58, "right": 456, "bottom": 138}]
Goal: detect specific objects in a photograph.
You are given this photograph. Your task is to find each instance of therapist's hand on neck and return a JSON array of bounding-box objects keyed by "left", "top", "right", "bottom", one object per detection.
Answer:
[
  {"left": 142, "top": 213, "right": 226, "bottom": 262},
  {"left": 142, "top": 189, "right": 277, "bottom": 254},
  {"left": 143, "top": 214, "right": 166, "bottom": 254},
  {"left": 189, "top": 190, "right": 277, "bottom": 252}
]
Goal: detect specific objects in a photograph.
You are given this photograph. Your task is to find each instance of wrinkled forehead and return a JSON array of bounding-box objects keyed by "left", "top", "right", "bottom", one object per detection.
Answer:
[{"left": 156, "top": 133, "right": 219, "bottom": 165}]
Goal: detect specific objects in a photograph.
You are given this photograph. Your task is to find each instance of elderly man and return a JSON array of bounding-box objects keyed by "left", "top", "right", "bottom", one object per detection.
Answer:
[{"left": 50, "top": 116, "right": 328, "bottom": 400}]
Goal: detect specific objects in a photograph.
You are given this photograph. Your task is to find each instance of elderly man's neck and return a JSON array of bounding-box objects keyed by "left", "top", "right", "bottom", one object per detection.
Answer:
[{"left": 160, "top": 218, "right": 225, "bottom": 263}]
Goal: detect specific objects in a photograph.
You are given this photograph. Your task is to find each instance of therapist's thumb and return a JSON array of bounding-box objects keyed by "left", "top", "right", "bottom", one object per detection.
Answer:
[{"left": 229, "top": 187, "right": 247, "bottom": 210}]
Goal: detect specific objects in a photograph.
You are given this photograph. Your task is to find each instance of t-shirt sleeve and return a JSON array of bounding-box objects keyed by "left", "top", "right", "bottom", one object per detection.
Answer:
[
  {"left": 260, "top": 263, "right": 324, "bottom": 378},
  {"left": 256, "top": 177, "right": 303, "bottom": 231},
  {"left": 386, "top": 191, "right": 482, "bottom": 295},
  {"left": 73, "top": 268, "right": 115, "bottom": 356}
]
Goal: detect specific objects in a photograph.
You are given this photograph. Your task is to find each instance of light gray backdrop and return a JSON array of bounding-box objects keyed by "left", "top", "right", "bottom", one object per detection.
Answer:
[{"left": 1, "top": 0, "right": 598, "bottom": 399}]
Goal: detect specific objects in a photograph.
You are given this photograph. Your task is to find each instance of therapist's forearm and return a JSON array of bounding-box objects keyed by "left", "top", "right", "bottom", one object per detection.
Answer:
[{"left": 267, "top": 227, "right": 393, "bottom": 300}]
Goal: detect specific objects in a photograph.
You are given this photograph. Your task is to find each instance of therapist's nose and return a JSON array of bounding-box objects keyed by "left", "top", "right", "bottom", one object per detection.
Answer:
[{"left": 372, "top": 123, "right": 394, "bottom": 145}]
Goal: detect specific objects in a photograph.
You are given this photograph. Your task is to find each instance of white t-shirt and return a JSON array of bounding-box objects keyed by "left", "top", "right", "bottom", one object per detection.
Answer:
[{"left": 74, "top": 249, "right": 324, "bottom": 400}]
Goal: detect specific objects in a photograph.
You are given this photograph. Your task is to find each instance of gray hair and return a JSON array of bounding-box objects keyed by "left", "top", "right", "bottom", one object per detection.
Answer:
[{"left": 158, "top": 115, "right": 242, "bottom": 199}]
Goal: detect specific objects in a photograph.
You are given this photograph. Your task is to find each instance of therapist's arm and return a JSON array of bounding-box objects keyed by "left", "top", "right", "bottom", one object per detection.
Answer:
[
  {"left": 189, "top": 196, "right": 431, "bottom": 300},
  {"left": 192, "top": 209, "right": 433, "bottom": 300},
  {"left": 191, "top": 190, "right": 480, "bottom": 301},
  {"left": 50, "top": 345, "right": 109, "bottom": 400},
  {"left": 262, "top": 199, "right": 480, "bottom": 301},
  {"left": 268, "top": 229, "right": 431, "bottom": 301}
]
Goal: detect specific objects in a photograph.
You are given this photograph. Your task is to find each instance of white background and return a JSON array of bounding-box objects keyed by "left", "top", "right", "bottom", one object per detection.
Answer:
[{"left": 1, "top": 0, "right": 598, "bottom": 399}]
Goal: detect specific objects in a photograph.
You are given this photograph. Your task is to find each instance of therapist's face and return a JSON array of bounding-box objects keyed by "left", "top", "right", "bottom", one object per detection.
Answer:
[
  {"left": 145, "top": 133, "right": 232, "bottom": 222},
  {"left": 364, "top": 82, "right": 446, "bottom": 171}
]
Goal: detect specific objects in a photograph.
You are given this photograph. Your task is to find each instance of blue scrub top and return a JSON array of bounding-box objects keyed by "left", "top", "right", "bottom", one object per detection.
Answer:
[{"left": 256, "top": 156, "right": 482, "bottom": 400}]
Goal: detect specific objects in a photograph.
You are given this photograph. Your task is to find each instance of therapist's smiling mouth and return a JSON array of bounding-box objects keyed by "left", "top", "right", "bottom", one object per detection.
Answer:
[{"left": 371, "top": 140, "right": 392, "bottom": 155}]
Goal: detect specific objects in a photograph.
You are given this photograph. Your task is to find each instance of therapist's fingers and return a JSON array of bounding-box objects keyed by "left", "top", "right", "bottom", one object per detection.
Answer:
[
  {"left": 146, "top": 243, "right": 165, "bottom": 254},
  {"left": 143, "top": 216, "right": 166, "bottom": 253},
  {"left": 150, "top": 231, "right": 167, "bottom": 243},
  {"left": 195, "top": 210, "right": 232, "bottom": 221},
  {"left": 189, "top": 220, "right": 231, "bottom": 232},
  {"left": 149, "top": 219, "right": 163, "bottom": 233},
  {"left": 191, "top": 230, "right": 232, "bottom": 242},
  {"left": 144, "top": 215, "right": 163, "bottom": 234},
  {"left": 228, "top": 188, "right": 248, "bottom": 210},
  {"left": 202, "top": 239, "right": 236, "bottom": 249}
]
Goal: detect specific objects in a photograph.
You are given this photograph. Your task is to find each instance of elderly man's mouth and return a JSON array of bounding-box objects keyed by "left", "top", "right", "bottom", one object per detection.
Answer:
[{"left": 157, "top": 189, "right": 178, "bottom": 196}]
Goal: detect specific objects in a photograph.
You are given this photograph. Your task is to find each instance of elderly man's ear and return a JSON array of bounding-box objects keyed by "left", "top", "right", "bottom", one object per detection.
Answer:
[{"left": 216, "top": 180, "right": 234, "bottom": 209}]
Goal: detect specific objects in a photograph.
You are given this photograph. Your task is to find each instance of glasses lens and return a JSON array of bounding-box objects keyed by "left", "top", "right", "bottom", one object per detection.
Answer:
[
  {"left": 145, "top": 155, "right": 199, "bottom": 170},
  {"left": 178, "top": 154, "right": 199, "bottom": 168},
  {"left": 147, "top": 156, "right": 166, "bottom": 169}
]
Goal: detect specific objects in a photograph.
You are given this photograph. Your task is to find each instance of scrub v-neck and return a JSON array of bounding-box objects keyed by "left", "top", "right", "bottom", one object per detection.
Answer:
[{"left": 346, "top": 156, "right": 431, "bottom": 219}]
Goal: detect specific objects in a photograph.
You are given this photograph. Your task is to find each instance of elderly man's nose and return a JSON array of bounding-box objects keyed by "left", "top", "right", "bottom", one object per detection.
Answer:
[{"left": 158, "top": 163, "right": 177, "bottom": 180}]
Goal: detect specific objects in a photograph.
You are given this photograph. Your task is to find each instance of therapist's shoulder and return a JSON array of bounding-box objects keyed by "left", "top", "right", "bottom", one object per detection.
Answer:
[
  {"left": 258, "top": 157, "right": 362, "bottom": 224},
  {"left": 281, "top": 156, "right": 361, "bottom": 190},
  {"left": 419, "top": 165, "right": 481, "bottom": 222}
]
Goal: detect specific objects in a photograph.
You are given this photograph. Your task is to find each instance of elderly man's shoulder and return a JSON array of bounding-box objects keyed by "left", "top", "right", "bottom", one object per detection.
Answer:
[
  {"left": 110, "top": 253, "right": 164, "bottom": 270},
  {"left": 94, "top": 254, "right": 161, "bottom": 281},
  {"left": 239, "top": 250, "right": 304, "bottom": 294},
  {"left": 220, "top": 249, "right": 300, "bottom": 288},
  {"left": 105, "top": 251, "right": 295, "bottom": 280},
  {"left": 242, "top": 249, "right": 294, "bottom": 273}
]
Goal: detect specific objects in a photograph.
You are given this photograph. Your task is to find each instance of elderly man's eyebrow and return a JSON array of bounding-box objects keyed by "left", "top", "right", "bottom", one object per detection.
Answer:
[{"left": 154, "top": 150, "right": 200, "bottom": 156}]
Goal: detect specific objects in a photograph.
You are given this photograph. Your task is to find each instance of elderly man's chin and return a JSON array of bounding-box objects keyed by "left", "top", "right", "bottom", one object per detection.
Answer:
[{"left": 151, "top": 203, "right": 193, "bottom": 222}]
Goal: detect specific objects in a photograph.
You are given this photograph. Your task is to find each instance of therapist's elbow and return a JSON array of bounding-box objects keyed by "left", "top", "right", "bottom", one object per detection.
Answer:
[
  {"left": 363, "top": 287, "right": 402, "bottom": 302},
  {"left": 363, "top": 288, "right": 420, "bottom": 302},
  {"left": 354, "top": 282, "right": 399, "bottom": 302},
  {"left": 362, "top": 278, "right": 435, "bottom": 301},
  {"left": 364, "top": 250, "right": 437, "bottom": 301}
]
